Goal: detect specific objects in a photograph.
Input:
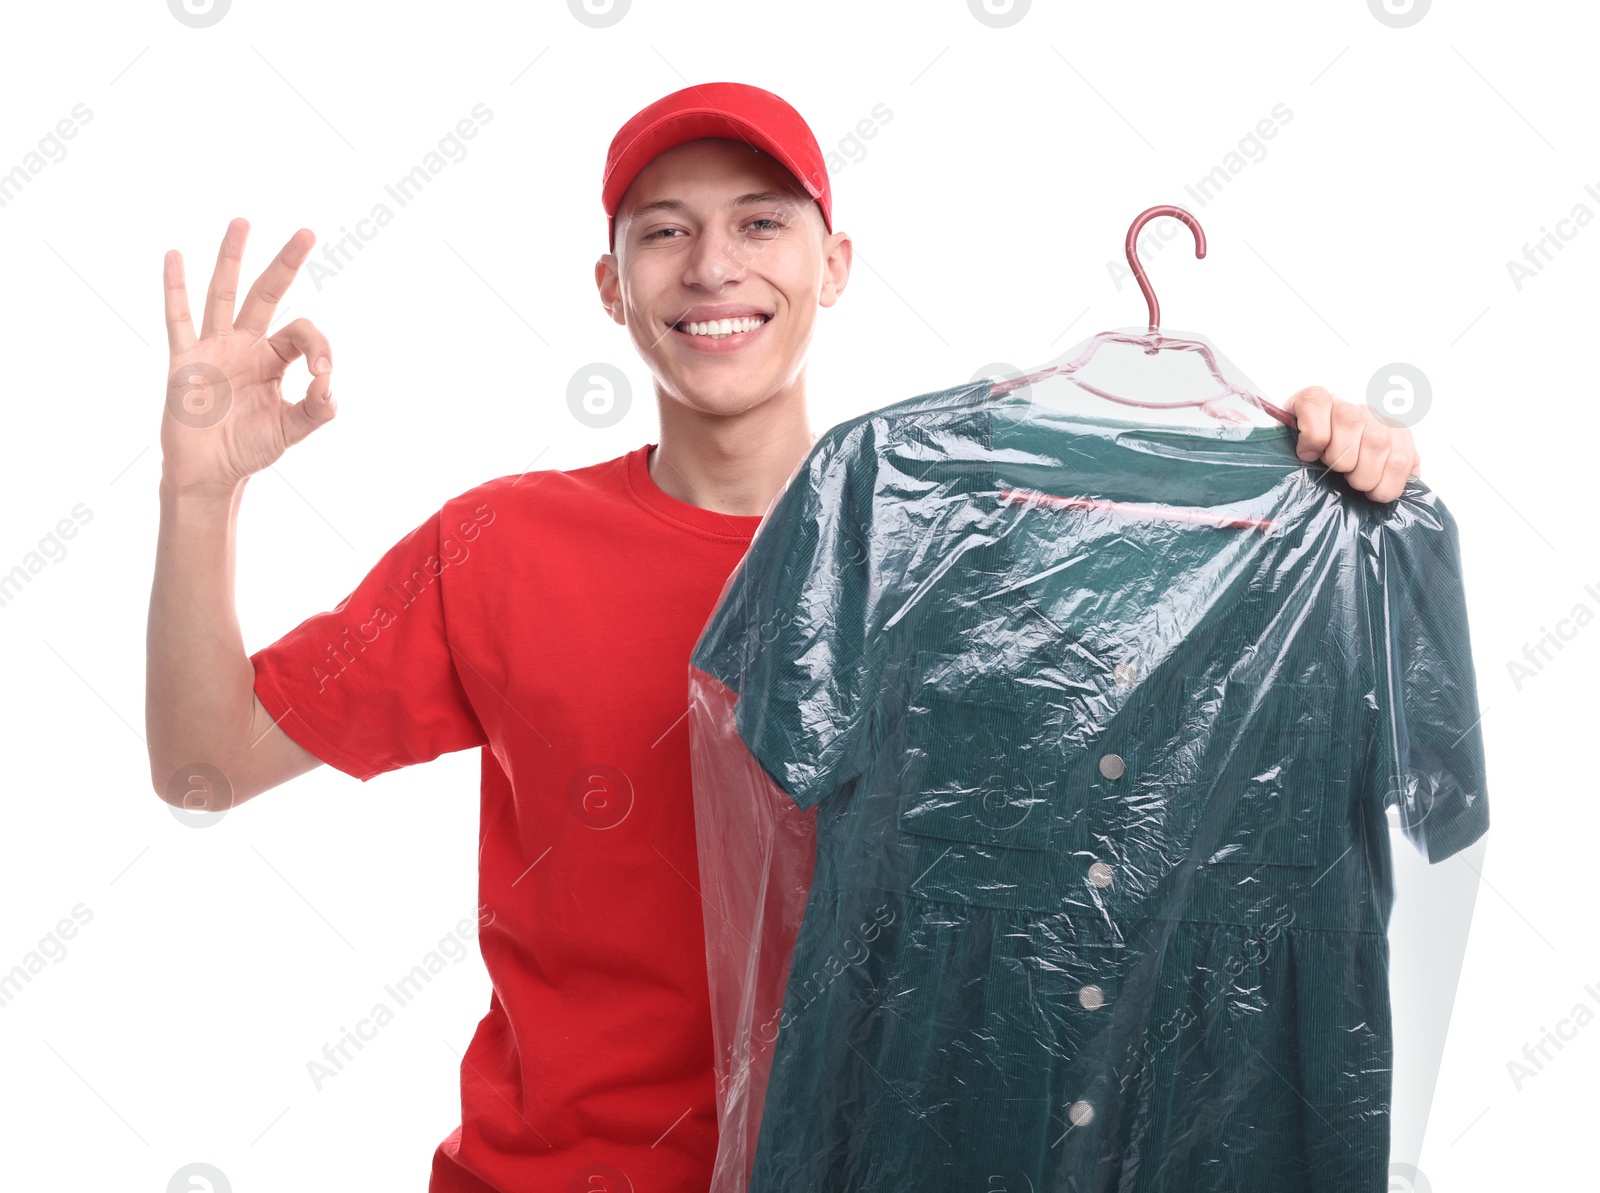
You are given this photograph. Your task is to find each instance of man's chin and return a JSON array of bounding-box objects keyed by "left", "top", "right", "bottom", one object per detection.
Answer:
[{"left": 660, "top": 380, "right": 779, "bottom": 420}]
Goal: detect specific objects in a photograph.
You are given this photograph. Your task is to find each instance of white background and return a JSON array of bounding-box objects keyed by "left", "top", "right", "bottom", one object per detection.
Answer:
[{"left": 0, "top": 1, "right": 1592, "bottom": 1189}]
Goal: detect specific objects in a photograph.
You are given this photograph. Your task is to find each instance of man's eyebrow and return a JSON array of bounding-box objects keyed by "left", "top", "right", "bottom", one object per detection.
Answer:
[{"left": 628, "top": 191, "right": 805, "bottom": 220}]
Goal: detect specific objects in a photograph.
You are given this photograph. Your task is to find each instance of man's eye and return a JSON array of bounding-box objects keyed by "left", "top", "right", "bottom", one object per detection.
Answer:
[{"left": 644, "top": 219, "right": 784, "bottom": 241}]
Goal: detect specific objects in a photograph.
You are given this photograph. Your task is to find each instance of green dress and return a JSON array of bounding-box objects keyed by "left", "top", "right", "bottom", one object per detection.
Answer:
[{"left": 689, "top": 380, "right": 1488, "bottom": 1193}]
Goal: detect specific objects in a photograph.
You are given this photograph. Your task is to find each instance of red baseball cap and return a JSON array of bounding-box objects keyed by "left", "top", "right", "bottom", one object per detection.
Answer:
[{"left": 602, "top": 81, "right": 833, "bottom": 252}]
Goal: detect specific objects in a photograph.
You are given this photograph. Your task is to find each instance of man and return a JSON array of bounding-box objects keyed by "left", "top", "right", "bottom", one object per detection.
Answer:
[{"left": 145, "top": 82, "right": 1421, "bottom": 1192}]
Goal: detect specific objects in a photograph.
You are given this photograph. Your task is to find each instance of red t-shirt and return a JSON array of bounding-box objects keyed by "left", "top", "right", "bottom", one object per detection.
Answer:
[{"left": 249, "top": 443, "right": 764, "bottom": 1192}]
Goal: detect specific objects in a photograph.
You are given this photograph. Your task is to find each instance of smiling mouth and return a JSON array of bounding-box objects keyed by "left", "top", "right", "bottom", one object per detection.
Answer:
[{"left": 670, "top": 314, "right": 772, "bottom": 340}]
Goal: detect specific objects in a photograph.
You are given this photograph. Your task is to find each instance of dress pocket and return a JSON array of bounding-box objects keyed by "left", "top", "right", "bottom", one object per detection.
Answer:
[
  {"left": 898, "top": 650, "right": 1053, "bottom": 851},
  {"left": 1180, "top": 677, "right": 1338, "bottom": 868}
]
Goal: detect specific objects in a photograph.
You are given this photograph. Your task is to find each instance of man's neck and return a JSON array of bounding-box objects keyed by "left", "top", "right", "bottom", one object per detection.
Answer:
[{"left": 649, "top": 384, "right": 815, "bottom": 518}]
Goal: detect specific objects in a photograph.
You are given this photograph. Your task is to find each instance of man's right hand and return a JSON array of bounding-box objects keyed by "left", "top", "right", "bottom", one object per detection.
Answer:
[
  {"left": 147, "top": 218, "right": 329, "bottom": 810},
  {"left": 161, "top": 218, "right": 334, "bottom": 491}
]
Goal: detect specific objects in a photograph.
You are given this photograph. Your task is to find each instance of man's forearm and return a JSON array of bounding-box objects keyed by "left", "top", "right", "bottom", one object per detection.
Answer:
[{"left": 145, "top": 477, "right": 257, "bottom": 799}]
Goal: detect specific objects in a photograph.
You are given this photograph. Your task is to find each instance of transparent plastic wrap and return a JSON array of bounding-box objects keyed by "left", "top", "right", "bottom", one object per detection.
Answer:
[{"left": 687, "top": 340, "right": 1489, "bottom": 1193}]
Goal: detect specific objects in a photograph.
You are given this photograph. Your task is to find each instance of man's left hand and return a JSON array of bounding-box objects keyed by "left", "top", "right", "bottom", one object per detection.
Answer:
[{"left": 1284, "top": 386, "right": 1419, "bottom": 504}]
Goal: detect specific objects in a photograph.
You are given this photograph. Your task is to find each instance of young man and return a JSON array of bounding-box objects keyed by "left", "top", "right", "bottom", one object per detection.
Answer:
[{"left": 146, "top": 82, "right": 1422, "bottom": 1192}]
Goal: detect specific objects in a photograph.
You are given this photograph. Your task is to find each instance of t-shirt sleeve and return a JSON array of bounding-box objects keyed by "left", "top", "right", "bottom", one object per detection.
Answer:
[
  {"left": 1364, "top": 481, "right": 1490, "bottom": 863},
  {"left": 249, "top": 505, "right": 488, "bottom": 781},
  {"left": 690, "top": 434, "right": 881, "bottom": 812}
]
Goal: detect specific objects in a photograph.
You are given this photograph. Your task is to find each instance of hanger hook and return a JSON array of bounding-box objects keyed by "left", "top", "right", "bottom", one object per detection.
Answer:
[{"left": 1125, "top": 205, "right": 1206, "bottom": 334}]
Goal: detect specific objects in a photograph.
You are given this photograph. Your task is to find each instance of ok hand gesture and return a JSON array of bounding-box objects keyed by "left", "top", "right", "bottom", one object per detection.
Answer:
[{"left": 161, "top": 219, "right": 334, "bottom": 492}]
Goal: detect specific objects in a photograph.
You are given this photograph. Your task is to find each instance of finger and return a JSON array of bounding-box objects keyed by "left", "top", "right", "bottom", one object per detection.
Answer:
[
  {"left": 164, "top": 250, "right": 197, "bottom": 356},
  {"left": 1288, "top": 386, "right": 1333, "bottom": 462},
  {"left": 1384, "top": 422, "right": 1419, "bottom": 477},
  {"left": 1379, "top": 424, "right": 1420, "bottom": 498},
  {"left": 1319, "top": 400, "right": 1368, "bottom": 474},
  {"left": 236, "top": 228, "right": 315, "bottom": 338},
  {"left": 1371, "top": 448, "right": 1414, "bottom": 502},
  {"left": 266, "top": 317, "right": 332, "bottom": 377},
  {"left": 283, "top": 372, "right": 337, "bottom": 448},
  {"left": 1344, "top": 421, "right": 1392, "bottom": 495},
  {"left": 201, "top": 217, "right": 249, "bottom": 339}
]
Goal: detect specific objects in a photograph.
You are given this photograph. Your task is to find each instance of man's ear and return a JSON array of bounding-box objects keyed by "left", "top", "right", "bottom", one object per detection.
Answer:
[
  {"left": 817, "top": 231, "right": 852, "bottom": 311},
  {"left": 594, "top": 256, "right": 625, "bottom": 326}
]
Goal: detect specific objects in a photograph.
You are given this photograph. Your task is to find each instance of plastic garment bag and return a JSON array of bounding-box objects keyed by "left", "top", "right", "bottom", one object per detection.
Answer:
[{"left": 687, "top": 337, "right": 1489, "bottom": 1193}]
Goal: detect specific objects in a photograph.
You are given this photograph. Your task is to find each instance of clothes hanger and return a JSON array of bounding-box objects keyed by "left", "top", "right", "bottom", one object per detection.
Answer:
[{"left": 989, "top": 205, "right": 1298, "bottom": 430}]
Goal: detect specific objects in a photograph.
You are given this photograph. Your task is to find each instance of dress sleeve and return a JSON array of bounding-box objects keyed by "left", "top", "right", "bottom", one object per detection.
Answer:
[
  {"left": 248, "top": 504, "right": 490, "bottom": 781},
  {"left": 1363, "top": 481, "right": 1490, "bottom": 863},
  {"left": 691, "top": 433, "right": 881, "bottom": 812}
]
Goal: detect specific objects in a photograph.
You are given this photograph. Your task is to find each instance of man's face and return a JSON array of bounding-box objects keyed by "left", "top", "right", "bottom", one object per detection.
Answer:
[{"left": 597, "top": 137, "right": 848, "bottom": 418}]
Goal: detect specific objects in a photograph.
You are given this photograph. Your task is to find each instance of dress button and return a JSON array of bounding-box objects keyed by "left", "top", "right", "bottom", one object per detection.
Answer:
[
  {"left": 1078, "top": 984, "right": 1105, "bottom": 1010},
  {"left": 1068, "top": 1099, "right": 1096, "bottom": 1127},
  {"left": 1097, "top": 753, "right": 1125, "bottom": 780},
  {"left": 1086, "top": 860, "right": 1114, "bottom": 889}
]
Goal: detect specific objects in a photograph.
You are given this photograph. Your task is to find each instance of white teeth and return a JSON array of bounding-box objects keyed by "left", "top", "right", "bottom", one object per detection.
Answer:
[{"left": 677, "top": 315, "right": 768, "bottom": 338}]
